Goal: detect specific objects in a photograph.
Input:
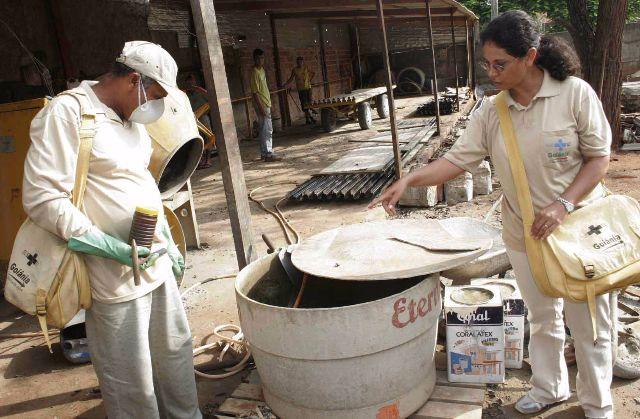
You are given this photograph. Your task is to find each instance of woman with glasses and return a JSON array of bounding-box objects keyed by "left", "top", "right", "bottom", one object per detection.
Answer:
[{"left": 370, "top": 10, "right": 613, "bottom": 418}]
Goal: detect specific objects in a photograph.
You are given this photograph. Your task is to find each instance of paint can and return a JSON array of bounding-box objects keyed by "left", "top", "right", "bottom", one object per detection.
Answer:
[
  {"left": 445, "top": 285, "right": 505, "bottom": 384},
  {"left": 471, "top": 278, "right": 525, "bottom": 369}
]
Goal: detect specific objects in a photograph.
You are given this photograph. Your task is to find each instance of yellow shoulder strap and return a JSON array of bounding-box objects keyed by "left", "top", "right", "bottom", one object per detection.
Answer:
[
  {"left": 494, "top": 92, "right": 536, "bottom": 227},
  {"left": 57, "top": 90, "right": 97, "bottom": 209}
]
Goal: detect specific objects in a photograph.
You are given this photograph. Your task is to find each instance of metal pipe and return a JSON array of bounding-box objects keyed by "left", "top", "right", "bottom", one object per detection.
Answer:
[
  {"left": 450, "top": 9, "right": 460, "bottom": 111},
  {"left": 375, "top": 0, "right": 403, "bottom": 181},
  {"left": 425, "top": 0, "right": 441, "bottom": 134}
]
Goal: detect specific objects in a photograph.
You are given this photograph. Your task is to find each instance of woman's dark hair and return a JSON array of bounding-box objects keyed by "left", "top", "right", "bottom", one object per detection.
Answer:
[
  {"left": 253, "top": 48, "right": 264, "bottom": 58},
  {"left": 480, "top": 10, "right": 580, "bottom": 81}
]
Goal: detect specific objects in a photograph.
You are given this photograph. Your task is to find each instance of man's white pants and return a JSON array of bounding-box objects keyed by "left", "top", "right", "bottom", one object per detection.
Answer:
[
  {"left": 507, "top": 248, "right": 614, "bottom": 419},
  {"left": 86, "top": 278, "right": 201, "bottom": 419}
]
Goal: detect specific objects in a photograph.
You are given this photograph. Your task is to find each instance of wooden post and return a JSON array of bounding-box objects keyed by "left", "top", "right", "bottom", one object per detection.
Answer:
[
  {"left": 318, "top": 22, "right": 330, "bottom": 98},
  {"left": 270, "top": 15, "right": 290, "bottom": 128},
  {"left": 465, "top": 18, "right": 472, "bottom": 90},
  {"left": 471, "top": 20, "right": 478, "bottom": 96},
  {"left": 425, "top": 0, "right": 441, "bottom": 134},
  {"left": 236, "top": 51, "right": 253, "bottom": 138},
  {"left": 349, "top": 23, "right": 363, "bottom": 88},
  {"left": 190, "top": 0, "right": 256, "bottom": 268},
  {"left": 47, "top": 0, "right": 76, "bottom": 79},
  {"left": 450, "top": 9, "right": 460, "bottom": 111},
  {"left": 375, "top": 0, "right": 402, "bottom": 180}
]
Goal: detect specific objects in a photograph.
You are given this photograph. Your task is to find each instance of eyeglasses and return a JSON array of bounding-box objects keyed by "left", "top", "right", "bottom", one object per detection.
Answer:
[{"left": 480, "top": 58, "right": 519, "bottom": 73}]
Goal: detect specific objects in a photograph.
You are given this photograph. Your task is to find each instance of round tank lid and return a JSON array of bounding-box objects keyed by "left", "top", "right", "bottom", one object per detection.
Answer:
[
  {"left": 451, "top": 287, "right": 494, "bottom": 305},
  {"left": 291, "top": 219, "right": 492, "bottom": 281}
]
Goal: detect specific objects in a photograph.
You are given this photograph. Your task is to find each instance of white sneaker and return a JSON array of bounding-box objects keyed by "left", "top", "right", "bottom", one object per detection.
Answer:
[{"left": 515, "top": 394, "right": 549, "bottom": 414}]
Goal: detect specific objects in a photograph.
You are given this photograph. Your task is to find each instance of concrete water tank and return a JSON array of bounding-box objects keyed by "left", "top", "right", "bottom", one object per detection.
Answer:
[
  {"left": 236, "top": 253, "right": 441, "bottom": 418},
  {"left": 235, "top": 219, "right": 492, "bottom": 418}
]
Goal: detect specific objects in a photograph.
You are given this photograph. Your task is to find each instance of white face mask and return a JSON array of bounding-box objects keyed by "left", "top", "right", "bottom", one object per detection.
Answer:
[{"left": 129, "top": 81, "right": 164, "bottom": 124}]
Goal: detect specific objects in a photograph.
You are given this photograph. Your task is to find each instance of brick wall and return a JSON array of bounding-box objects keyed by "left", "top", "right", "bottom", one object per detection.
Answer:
[
  {"left": 357, "top": 22, "right": 470, "bottom": 91},
  {"left": 216, "top": 14, "right": 353, "bottom": 133},
  {"left": 0, "top": 2, "right": 353, "bottom": 135}
]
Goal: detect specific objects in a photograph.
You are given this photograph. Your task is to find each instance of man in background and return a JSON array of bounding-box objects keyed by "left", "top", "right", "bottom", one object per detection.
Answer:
[
  {"left": 285, "top": 56, "right": 316, "bottom": 124},
  {"left": 250, "top": 48, "right": 281, "bottom": 162}
]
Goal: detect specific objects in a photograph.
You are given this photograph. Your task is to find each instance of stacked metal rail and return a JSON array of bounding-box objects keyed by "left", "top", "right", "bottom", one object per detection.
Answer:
[{"left": 288, "top": 119, "right": 436, "bottom": 202}]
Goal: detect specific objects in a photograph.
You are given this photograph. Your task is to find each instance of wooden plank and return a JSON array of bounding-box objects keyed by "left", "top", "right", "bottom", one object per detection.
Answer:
[
  {"left": 318, "top": 146, "right": 394, "bottom": 174},
  {"left": 218, "top": 398, "right": 265, "bottom": 416},
  {"left": 190, "top": 0, "right": 256, "bottom": 268},
  {"left": 430, "top": 385, "right": 485, "bottom": 406},
  {"left": 435, "top": 369, "right": 485, "bottom": 389},
  {"left": 231, "top": 383, "right": 264, "bottom": 401},
  {"left": 410, "top": 401, "right": 482, "bottom": 419}
]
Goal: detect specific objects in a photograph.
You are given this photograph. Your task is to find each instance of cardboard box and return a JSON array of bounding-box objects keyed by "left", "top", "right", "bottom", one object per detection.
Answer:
[
  {"left": 445, "top": 285, "right": 505, "bottom": 384},
  {"left": 471, "top": 279, "right": 525, "bottom": 369}
]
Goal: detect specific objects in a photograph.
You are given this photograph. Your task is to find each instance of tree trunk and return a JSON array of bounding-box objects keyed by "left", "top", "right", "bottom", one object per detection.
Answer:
[
  {"left": 567, "top": 0, "right": 628, "bottom": 149},
  {"left": 566, "top": 0, "right": 594, "bottom": 81}
]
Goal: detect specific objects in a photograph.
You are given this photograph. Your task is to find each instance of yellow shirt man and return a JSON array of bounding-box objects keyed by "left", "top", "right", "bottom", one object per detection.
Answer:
[
  {"left": 292, "top": 66, "right": 312, "bottom": 90},
  {"left": 286, "top": 57, "right": 316, "bottom": 123},
  {"left": 251, "top": 65, "right": 271, "bottom": 109}
]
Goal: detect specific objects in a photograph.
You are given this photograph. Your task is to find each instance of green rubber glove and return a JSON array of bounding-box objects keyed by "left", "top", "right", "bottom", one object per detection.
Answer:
[
  {"left": 68, "top": 228, "right": 154, "bottom": 269},
  {"left": 161, "top": 218, "right": 185, "bottom": 278}
]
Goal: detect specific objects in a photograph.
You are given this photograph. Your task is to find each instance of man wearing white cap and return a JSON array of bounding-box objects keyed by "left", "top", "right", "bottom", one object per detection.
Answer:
[{"left": 23, "top": 41, "right": 201, "bottom": 418}]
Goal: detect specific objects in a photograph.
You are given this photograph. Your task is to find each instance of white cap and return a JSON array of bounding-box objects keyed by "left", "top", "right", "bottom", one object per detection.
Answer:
[{"left": 116, "top": 41, "right": 179, "bottom": 94}]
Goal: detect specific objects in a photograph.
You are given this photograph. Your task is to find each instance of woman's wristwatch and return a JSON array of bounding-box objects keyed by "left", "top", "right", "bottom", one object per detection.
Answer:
[{"left": 556, "top": 197, "right": 575, "bottom": 213}]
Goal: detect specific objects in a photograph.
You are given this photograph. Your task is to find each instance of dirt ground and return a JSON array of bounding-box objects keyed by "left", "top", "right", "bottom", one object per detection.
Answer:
[{"left": 1, "top": 95, "right": 639, "bottom": 418}]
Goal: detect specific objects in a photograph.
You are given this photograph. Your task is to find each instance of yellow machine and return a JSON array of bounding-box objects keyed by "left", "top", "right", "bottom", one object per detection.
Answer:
[{"left": 0, "top": 98, "right": 48, "bottom": 278}]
